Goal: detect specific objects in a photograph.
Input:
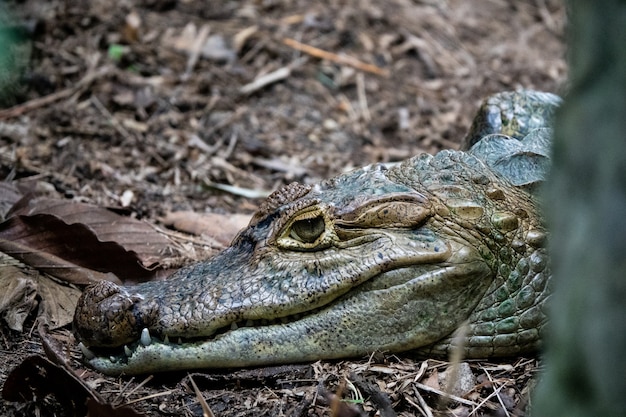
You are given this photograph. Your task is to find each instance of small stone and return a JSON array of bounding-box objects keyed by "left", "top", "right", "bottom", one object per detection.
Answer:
[
  {"left": 323, "top": 119, "right": 338, "bottom": 131},
  {"left": 438, "top": 362, "right": 476, "bottom": 397}
]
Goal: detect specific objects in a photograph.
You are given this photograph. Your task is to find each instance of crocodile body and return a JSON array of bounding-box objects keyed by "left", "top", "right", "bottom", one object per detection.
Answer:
[{"left": 74, "top": 91, "right": 560, "bottom": 375}]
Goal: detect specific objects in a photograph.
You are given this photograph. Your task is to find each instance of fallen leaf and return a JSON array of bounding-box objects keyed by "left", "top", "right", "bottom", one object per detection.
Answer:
[
  {"left": 0, "top": 252, "right": 96, "bottom": 332},
  {"left": 0, "top": 255, "right": 37, "bottom": 331},
  {"left": 161, "top": 211, "right": 250, "bottom": 246},
  {"left": 37, "top": 274, "right": 82, "bottom": 329},
  {"left": 423, "top": 369, "right": 441, "bottom": 391},
  {"left": 8, "top": 197, "right": 175, "bottom": 267},
  {"left": 0, "top": 196, "right": 181, "bottom": 285},
  {"left": 0, "top": 181, "right": 22, "bottom": 220},
  {"left": 122, "top": 10, "right": 142, "bottom": 43},
  {"left": 0, "top": 214, "right": 139, "bottom": 284},
  {"left": 2, "top": 356, "right": 90, "bottom": 415}
]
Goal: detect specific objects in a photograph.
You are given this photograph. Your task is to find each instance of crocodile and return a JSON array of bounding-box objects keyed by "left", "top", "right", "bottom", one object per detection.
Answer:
[{"left": 73, "top": 90, "right": 560, "bottom": 375}]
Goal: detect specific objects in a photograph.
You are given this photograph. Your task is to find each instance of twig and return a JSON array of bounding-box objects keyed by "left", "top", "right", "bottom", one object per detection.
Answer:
[
  {"left": 0, "top": 65, "right": 108, "bottom": 120},
  {"left": 122, "top": 375, "right": 154, "bottom": 400},
  {"left": 188, "top": 375, "right": 215, "bottom": 417},
  {"left": 239, "top": 57, "right": 306, "bottom": 95},
  {"left": 283, "top": 37, "right": 389, "bottom": 77},
  {"left": 478, "top": 367, "right": 511, "bottom": 417},
  {"left": 239, "top": 66, "right": 291, "bottom": 95},
  {"left": 407, "top": 389, "right": 434, "bottom": 417},
  {"left": 202, "top": 179, "right": 271, "bottom": 199},
  {"left": 91, "top": 95, "right": 134, "bottom": 141},
  {"left": 356, "top": 72, "right": 371, "bottom": 122},
  {"left": 413, "top": 381, "right": 477, "bottom": 407},
  {"left": 122, "top": 389, "right": 176, "bottom": 406},
  {"left": 468, "top": 384, "right": 505, "bottom": 417}
]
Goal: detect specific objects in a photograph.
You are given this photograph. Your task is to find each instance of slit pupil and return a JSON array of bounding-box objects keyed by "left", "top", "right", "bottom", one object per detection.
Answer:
[{"left": 290, "top": 216, "right": 325, "bottom": 243}]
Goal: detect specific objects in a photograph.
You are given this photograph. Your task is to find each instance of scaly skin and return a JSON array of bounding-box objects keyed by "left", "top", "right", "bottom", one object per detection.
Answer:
[{"left": 73, "top": 91, "right": 560, "bottom": 375}]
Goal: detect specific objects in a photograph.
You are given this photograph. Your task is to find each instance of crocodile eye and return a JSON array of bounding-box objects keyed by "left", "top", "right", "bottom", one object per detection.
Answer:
[
  {"left": 290, "top": 216, "right": 325, "bottom": 243},
  {"left": 276, "top": 207, "right": 336, "bottom": 250}
]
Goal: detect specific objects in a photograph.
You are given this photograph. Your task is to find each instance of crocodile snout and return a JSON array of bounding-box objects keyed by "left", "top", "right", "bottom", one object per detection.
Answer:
[{"left": 73, "top": 280, "right": 157, "bottom": 348}]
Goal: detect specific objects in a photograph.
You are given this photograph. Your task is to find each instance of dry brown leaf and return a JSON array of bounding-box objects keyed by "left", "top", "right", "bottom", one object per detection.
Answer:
[
  {"left": 423, "top": 369, "right": 441, "bottom": 391},
  {"left": 37, "top": 275, "right": 82, "bottom": 330},
  {"left": 0, "top": 214, "right": 138, "bottom": 285},
  {"left": 9, "top": 197, "right": 174, "bottom": 267},
  {"left": 161, "top": 211, "right": 250, "bottom": 246},
  {"left": 0, "top": 182, "right": 22, "bottom": 221},
  {"left": 0, "top": 256, "right": 38, "bottom": 331},
  {"left": 0, "top": 196, "right": 182, "bottom": 285},
  {"left": 0, "top": 252, "right": 90, "bottom": 332}
]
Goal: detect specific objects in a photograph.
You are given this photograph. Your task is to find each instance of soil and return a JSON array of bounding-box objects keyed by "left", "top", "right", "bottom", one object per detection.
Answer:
[{"left": 0, "top": 0, "right": 566, "bottom": 416}]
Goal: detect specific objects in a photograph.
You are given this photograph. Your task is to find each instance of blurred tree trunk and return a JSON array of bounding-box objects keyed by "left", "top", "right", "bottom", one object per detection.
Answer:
[{"left": 532, "top": 1, "right": 626, "bottom": 416}]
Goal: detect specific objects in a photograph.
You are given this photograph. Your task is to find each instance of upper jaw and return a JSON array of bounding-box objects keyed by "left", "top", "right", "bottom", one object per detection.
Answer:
[
  {"left": 74, "top": 226, "right": 453, "bottom": 349},
  {"left": 80, "top": 239, "right": 490, "bottom": 375}
]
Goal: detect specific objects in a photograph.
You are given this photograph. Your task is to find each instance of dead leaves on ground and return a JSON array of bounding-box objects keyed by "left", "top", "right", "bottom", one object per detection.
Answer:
[
  {"left": 0, "top": 194, "right": 166, "bottom": 332},
  {"left": 2, "top": 355, "right": 143, "bottom": 417},
  {"left": 0, "top": 183, "right": 247, "bottom": 335},
  {"left": 0, "top": 254, "right": 38, "bottom": 331},
  {"left": 0, "top": 182, "right": 251, "bottom": 415},
  {"left": 160, "top": 210, "right": 250, "bottom": 247}
]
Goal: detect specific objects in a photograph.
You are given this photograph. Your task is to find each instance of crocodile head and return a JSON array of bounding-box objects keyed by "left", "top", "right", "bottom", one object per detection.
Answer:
[
  {"left": 74, "top": 91, "right": 556, "bottom": 375},
  {"left": 74, "top": 152, "right": 546, "bottom": 375}
]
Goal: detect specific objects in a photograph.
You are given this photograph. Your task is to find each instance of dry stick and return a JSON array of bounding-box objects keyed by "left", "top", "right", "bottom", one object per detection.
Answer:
[
  {"left": 408, "top": 389, "right": 435, "bottom": 417},
  {"left": 0, "top": 66, "right": 108, "bottom": 120},
  {"left": 477, "top": 367, "right": 512, "bottom": 417},
  {"left": 441, "top": 321, "right": 470, "bottom": 409},
  {"left": 282, "top": 37, "right": 389, "bottom": 77},
  {"left": 356, "top": 72, "right": 371, "bottom": 122},
  {"left": 468, "top": 384, "right": 506, "bottom": 417},
  {"left": 239, "top": 66, "right": 291, "bottom": 95},
  {"left": 123, "top": 389, "right": 177, "bottom": 406},
  {"left": 122, "top": 375, "right": 154, "bottom": 400},
  {"left": 91, "top": 95, "right": 133, "bottom": 141},
  {"left": 239, "top": 57, "right": 307, "bottom": 95},
  {"left": 413, "top": 381, "right": 477, "bottom": 407},
  {"left": 188, "top": 375, "right": 216, "bottom": 417}
]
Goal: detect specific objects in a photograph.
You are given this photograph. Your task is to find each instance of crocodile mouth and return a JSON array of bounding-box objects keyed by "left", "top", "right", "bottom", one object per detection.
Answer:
[
  {"left": 79, "top": 299, "right": 332, "bottom": 363},
  {"left": 78, "top": 242, "right": 492, "bottom": 375},
  {"left": 74, "top": 222, "right": 495, "bottom": 375}
]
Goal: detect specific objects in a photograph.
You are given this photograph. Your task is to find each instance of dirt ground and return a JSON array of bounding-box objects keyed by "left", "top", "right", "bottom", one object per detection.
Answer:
[{"left": 0, "top": 0, "right": 566, "bottom": 416}]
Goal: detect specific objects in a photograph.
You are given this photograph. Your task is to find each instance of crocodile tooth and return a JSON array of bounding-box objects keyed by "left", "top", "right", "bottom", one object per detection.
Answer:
[
  {"left": 245, "top": 319, "right": 254, "bottom": 327},
  {"left": 163, "top": 334, "right": 170, "bottom": 344},
  {"left": 140, "top": 328, "right": 152, "bottom": 346},
  {"left": 230, "top": 322, "right": 239, "bottom": 330},
  {"left": 78, "top": 342, "right": 95, "bottom": 360},
  {"left": 124, "top": 345, "right": 132, "bottom": 356},
  {"left": 177, "top": 337, "right": 182, "bottom": 344}
]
